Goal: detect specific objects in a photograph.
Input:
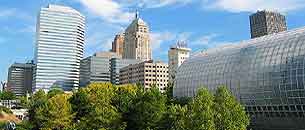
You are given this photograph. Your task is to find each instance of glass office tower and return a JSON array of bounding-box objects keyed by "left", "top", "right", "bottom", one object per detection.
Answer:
[
  {"left": 7, "top": 62, "right": 34, "bottom": 96},
  {"left": 79, "top": 52, "right": 119, "bottom": 87},
  {"left": 110, "top": 58, "right": 141, "bottom": 85},
  {"left": 174, "top": 27, "right": 305, "bottom": 130},
  {"left": 33, "top": 5, "right": 85, "bottom": 92}
]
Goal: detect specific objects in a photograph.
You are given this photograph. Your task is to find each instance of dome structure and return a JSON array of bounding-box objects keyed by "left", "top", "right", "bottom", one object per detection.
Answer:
[{"left": 174, "top": 27, "right": 305, "bottom": 130}]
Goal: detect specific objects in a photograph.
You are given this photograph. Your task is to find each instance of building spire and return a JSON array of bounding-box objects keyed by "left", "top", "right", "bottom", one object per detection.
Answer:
[{"left": 135, "top": 10, "right": 139, "bottom": 19}]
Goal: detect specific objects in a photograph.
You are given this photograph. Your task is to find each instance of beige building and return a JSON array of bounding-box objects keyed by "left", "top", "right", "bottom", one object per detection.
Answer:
[
  {"left": 119, "top": 60, "right": 168, "bottom": 92},
  {"left": 123, "top": 12, "right": 151, "bottom": 61},
  {"left": 168, "top": 41, "right": 191, "bottom": 83},
  {"left": 111, "top": 33, "right": 124, "bottom": 57}
]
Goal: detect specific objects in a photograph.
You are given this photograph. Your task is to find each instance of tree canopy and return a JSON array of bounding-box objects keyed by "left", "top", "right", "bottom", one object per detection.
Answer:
[
  {"left": 0, "top": 91, "right": 16, "bottom": 100},
  {"left": 15, "top": 83, "right": 249, "bottom": 130}
]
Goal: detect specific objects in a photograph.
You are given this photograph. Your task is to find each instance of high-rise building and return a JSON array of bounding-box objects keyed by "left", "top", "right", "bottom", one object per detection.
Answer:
[
  {"left": 168, "top": 41, "right": 191, "bottom": 82},
  {"left": 33, "top": 5, "right": 85, "bottom": 92},
  {"left": 123, "top": 12, "right": 151, "bottom": 61},
  {"left": 80, "top": 52, "right": 120, "bottom": 86},
  {"left": 250, "top": 10, "right": 287, "bottom": 38},
  {"left": 7, "top": 62, "right": 34, "bottom": 96},
  {"left": 111, "top": 33, "right": 125, "bottom": 57},
  {"left": 120, "top": 60, "right": 168, "bottom": 92},
  {"left": 173, "top": 27, "right": 305, "bottom": 130},
  {"left": 110, "top": 58, "right": 141, "bottom": 85}
]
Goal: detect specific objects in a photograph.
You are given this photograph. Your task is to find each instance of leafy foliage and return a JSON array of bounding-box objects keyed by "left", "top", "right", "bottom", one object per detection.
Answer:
[
  {"left": 28, "top": 89, "right": 48, "bottom": 129},
  {"left": 18, "top": 96, "right": 30, "bottom": 109},
  {"left": 23, "top": 83, "right": 249, "bottom": 130},
  {"left": 187, "top": 88, "right": 215, "bottom": 130},
  {"left": 70, "top": 82, "right": 125, "bottom": 130},
  {"left": 42, "top": 94, "right": 74, "bottom": 130},
  {"left": 16, "top": 121, "right": 34, "bottom": 130},
  {"left": 47, "top": 88, "right": 64, "bottom": 98},
  {"left": 0, "top": 91, "right": 16, "bottom": 100},
  {"left": 214, "top": 86, "right": 249, "bottom": 130},
  {"left": 0, "top": 106, "right": 13, "bottom": 114},
  {"left": 159, "top": 104, "right": 188, "bottom": 130},
  {"left": 126, "top": 86, "right": 167, "bottom": 130}
]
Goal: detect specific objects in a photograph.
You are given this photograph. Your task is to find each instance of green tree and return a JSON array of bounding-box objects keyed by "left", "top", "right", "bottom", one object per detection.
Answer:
[
  {"left": 0, "top": 91, "right": 16, "bottom": 100},
  {"left": 165, "top": 82, "right": 174, "bottom": 100},
  {"left": 127, "top": 86, "right": 167, "bottom": 130},
  {"left": 42, "top": 94, "right": 74, "bottom": 130},
  {"left": 28, "top": 89, "right": 48, "bottom": 129},
  {"left": 0, "top": 106, "right": 13, "bottom": 114},
  {"left": 47, "top": 87, "right": 64, "bottom": 98},
  {"left": 70, "top": 82, "right": 125, "bottom": 130},
  {"left": 16, "top": 121, "right": 34, "bottom": 130},
  {"left": 187, "top": 88, "right": 215, "bottom": 130},
  {"left": 159, "top": 104, "right": 188, "bottom": 130},
  {"left": 214, "top": 86, "right": 249, "bottom": 130},
  {"left": 113, "top": 84, "right": 138, "bottom": 115},
  {"left": 18, "top": 96, "right": 30, "bottom": 109}
]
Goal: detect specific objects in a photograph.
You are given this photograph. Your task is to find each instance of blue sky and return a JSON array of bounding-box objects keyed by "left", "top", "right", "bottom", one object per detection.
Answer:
[{"left": 1, "top": 0, "right": 305, "bottom": 81}]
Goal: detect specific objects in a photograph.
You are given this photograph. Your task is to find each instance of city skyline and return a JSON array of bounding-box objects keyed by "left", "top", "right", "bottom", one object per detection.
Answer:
[{"left": 1, "top": 0, "right": 305, "bottom": 81}]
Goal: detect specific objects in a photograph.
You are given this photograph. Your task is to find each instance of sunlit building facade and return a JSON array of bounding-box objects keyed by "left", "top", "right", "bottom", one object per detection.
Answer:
[
  {"left": 168, "top": 41, "right": 191, "bottom": 82},
  {"left": 33, "top": 5, "right": 85, "bottom": 92},
  {"left": 120, "top": 60, "right": 168, "bottom": 92},
  {"left": 123, "top": 12, "right": 151, "bottom": 61},
  {"left": 111, "top": 33, "right": 125, "bottom": 57},
  {"left": 174, "top": 27, "right": 305, "bottom": 130}
]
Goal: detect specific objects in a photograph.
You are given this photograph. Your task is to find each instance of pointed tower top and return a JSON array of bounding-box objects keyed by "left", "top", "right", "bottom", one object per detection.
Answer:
[{"left": 135, "top": 10, "right": 139, "bottom": 19}]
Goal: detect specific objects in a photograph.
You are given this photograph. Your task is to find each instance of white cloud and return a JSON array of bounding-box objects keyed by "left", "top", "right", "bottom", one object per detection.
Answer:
[
  {"left": 151, "top": 31, "right": 176, "bottom": 50},
  {"left": 0, "top": 9, "right": 17, "bottom": 17},
  {"left": 188, "top": 33, "right": 235, "bottom": 54},
  {"left": 78, "top": 0, "right": 194, "bottom": 24},
  {"left": 176, "top": 32, "right": 192, "bottom": 41},
  {"left": 79, "top": 0, "right": 134, "bottom": 23},
  {"left": 191, "top": 34, "right": 218, "bottom": 45},
  {"left": 202, "top": 0, "right": 305, "bottom": 13},
  {"left": 84, "top": 34, "right": 114, "bottom": 56},
  {"left": 136, "top": 0, "right": 193, "bottom": 8}
]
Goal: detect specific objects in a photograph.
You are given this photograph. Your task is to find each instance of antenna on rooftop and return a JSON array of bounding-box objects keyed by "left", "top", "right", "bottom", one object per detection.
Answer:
[{"left": 135, "top": 9, "right": 139, "bottom": 19}]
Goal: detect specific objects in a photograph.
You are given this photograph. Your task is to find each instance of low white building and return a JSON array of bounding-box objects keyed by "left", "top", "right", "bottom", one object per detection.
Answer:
[{"left": 11, "top": 109, "right": 28, "bottom": 120}]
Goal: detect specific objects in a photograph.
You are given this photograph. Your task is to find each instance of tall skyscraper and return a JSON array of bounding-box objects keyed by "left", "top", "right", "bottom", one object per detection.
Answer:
[
  {"left": 250, "top": 10, "right": 287, "bottom": 38},
  {"left": 123, "top": 12, "right": 151, "bottom": 61},
  {"left": 7, "top": 62, "right": 34, "bottom": 96},
  {"left": 168, "top": 41, "right": 191, "bottom": 82},
  {"left": 79, "top": 52, "right": 120, "bottom": 87},
  {"left": 111, "top": 33, "right": 125, "bottom": 57},
  {"left": 33, "top": 5, "right": 85, "bottom": 92}
]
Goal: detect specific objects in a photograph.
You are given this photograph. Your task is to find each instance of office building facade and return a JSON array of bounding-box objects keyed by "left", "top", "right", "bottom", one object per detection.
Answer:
[
  {"left": 250, "top": 10, "right": 287, "bottom": 38},
  {"left": 120, "top": 60, "right": 168, "bottom": 92},
  {"left": 7, "top": 62, "right": 34, "bottom": 96},
  {"left": 80, "top": 52, "right": 119, "bottom": 86},
  {"left": 110, "top": 58, "right": 141, "bottom": 85},
  {"left": 123, "top": 12, "right": 151, "bottom": 61},
  {"left": 111, "top": 33, "right": 125, "bottom": 57},
  {"left": 168, "top": 41, "right": 191, "bottom": 82},
  {"left": 173, "top": 27, "right": 305, "bottom": 130},
  {"left": 33, "top": 5, "right": 85, "bottom": 91}
]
